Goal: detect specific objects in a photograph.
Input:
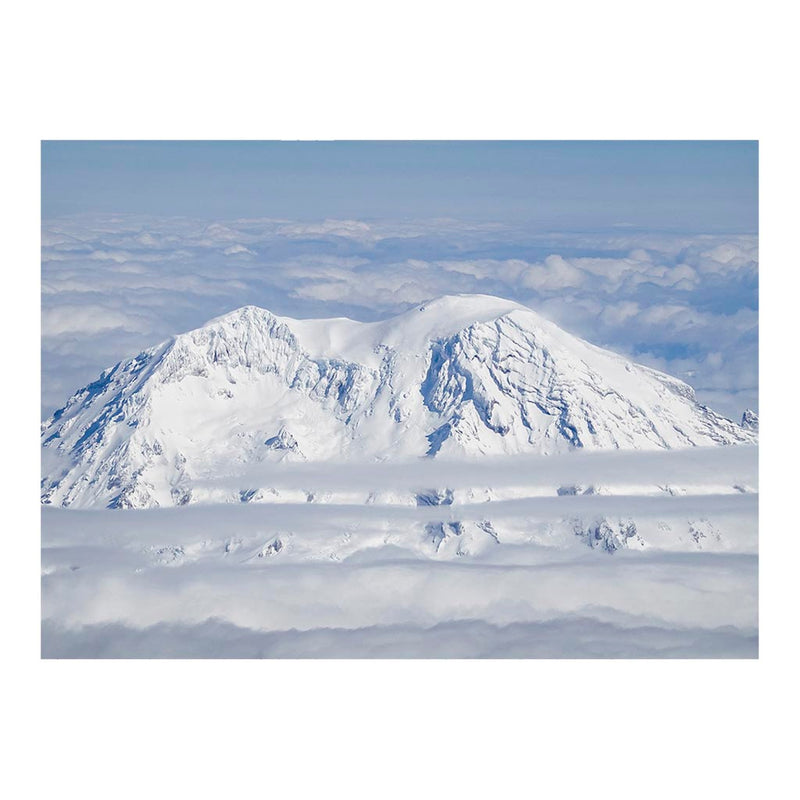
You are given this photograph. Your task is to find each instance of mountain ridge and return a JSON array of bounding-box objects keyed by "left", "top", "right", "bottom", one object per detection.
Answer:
[{"left": 41, "top": 294, "right": 756, "bottom": 509}]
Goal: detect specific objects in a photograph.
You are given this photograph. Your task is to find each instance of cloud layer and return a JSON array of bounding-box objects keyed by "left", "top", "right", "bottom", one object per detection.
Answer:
[{"left": 42, "top": 617, "right": 757, "bottom": 659}]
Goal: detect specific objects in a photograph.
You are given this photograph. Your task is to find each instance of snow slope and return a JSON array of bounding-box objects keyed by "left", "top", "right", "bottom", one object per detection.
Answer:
[{"left": 41, "top": 294, "right": 755, "bottom": 509}]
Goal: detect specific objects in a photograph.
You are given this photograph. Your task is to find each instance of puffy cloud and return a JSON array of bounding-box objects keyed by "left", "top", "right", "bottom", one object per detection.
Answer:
[
  {"left": 600, "top": 300, "right": 640, "bottom": 327},
  {"left": 520, "top": 255, "right": 586, "bottom": 290},
  {"left": 223, "top": 244, "right": 256, "bottom": 256},
  {"left": 42, "top": 305, "right": 150, "bottom": 337},
  {"left": 277, "top": 219, "right": 376, "bottom": 242}
]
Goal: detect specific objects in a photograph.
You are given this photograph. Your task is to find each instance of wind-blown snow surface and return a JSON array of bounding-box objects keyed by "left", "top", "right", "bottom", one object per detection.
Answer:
[{"left": 40, "top": 295, "right": 758, "bottom": 658}]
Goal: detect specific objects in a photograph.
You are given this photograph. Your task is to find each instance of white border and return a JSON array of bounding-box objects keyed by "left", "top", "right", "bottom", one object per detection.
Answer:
[{"left": 5, "top": 1, "right": 797, "bottom": 797}]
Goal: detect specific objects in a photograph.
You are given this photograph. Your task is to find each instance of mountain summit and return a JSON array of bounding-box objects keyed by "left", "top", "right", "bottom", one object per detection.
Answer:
[{"left": 41, "top": 294, "right": 756, "bottom": 508}]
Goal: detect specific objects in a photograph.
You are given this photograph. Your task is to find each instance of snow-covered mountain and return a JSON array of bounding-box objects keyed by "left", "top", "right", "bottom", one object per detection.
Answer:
[
  {"left": 41, "top": 294, "right": 755, "bottom": 509},
  {"left": 741, "top": 409, "right": 759, "bottom": 431}
]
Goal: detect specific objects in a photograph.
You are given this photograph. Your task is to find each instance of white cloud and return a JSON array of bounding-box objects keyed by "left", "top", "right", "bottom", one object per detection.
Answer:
[
  {"left": 40, "top": 446, "right": 758, "bottom": 659},
  {"left": 520, "top": 254, "right": 586, "bottom": 290},
  {"left": 223, "top": 244, "right": 256, "bottom": 256},
  {"left": 42, "top": 305, "right": 149, "bottom": 337},
  {"left": 600, "top": 300, "right": 640, "bottom": 326}
]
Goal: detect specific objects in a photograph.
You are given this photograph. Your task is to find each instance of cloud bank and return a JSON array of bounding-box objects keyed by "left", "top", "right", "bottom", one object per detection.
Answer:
[{"left": 42, "top": 617, "right": 757, "bottom": 659}]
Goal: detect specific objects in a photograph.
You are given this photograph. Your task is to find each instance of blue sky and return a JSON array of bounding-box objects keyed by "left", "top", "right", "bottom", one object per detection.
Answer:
[{"left": 42, "top": 141, "right": 757, "bottom": 232}]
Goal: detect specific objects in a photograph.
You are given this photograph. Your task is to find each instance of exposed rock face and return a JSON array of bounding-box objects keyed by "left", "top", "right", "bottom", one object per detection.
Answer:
[{"left": 741, "top": 409, "right": 759, "bottom": 431}]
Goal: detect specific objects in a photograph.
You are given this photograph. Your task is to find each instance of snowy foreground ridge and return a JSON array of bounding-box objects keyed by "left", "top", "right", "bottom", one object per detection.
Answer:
[{"left": 41, "top": 294, "right": 755, "bottom": 510}]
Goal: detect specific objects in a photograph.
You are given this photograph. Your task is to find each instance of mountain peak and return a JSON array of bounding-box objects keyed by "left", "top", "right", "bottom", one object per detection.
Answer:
[
  {"left": 413, "top": 293, "right": 528, "bottom": 317},
  {"left": 201, "top": 294, "right": 533, "bottom": 340},
  {"left": 202, "top": 303, "right": 276, "bottom": 327},
  {"left": 741, "top": 408, "right": 759, "bottom": 431}
]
